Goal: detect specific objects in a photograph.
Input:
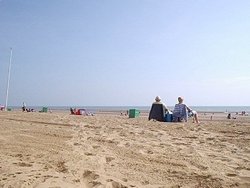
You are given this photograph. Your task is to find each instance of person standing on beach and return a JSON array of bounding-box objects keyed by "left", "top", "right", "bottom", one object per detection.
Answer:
[
  {"left": 149, "top": 96, "right": 169, "bottom": 122},
  {"left": 22, "top": 102, "right": 26, "bottom": 112},
  {"left": 173, "top": 97, "right": 200, "bottom": 123}
]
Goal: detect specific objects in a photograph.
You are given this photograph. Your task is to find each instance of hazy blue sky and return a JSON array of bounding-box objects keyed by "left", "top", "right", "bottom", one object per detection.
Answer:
[{"left": 0, "top": 0, "right": 250, "bottom": 107}]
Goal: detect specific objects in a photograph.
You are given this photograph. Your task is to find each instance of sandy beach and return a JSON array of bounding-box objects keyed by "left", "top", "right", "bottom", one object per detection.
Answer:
[{"left": 0, "top": 111, "right": 249, "bottom": 188}]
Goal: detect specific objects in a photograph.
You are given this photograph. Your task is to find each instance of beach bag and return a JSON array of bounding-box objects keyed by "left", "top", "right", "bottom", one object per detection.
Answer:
[{"left": 165, "top": 112, "right": 173, "bottom": 122}]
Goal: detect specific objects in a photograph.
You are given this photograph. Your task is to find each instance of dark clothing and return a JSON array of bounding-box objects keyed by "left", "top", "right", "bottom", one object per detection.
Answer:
[
  {"left": 148, "top": 102, "right": 167, "bottom": 122},
  {"left": 70, "top": 108, "right": 75, "bottom": 115}
]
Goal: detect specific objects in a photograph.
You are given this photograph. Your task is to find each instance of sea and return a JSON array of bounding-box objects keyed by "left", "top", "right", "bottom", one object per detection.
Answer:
[{"left": 9, "top": 106, "right": 250, "bottom": 113}]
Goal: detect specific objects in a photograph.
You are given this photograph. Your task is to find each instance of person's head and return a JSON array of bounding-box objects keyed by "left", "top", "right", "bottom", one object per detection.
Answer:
[
  {"left": 155, "top": 96, "right": 161, "bottom": 102},
  {"left": 178, "top": 97, "right": 184, "bottom": 104}
]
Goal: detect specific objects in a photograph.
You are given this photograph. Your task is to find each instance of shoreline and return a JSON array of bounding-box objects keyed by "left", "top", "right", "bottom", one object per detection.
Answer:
[
  {"left": 4, "top": 105, "right": 250, "bottom": 114},
  {"left": 2, "top": 107, "right": 249, "bottom": 117}
]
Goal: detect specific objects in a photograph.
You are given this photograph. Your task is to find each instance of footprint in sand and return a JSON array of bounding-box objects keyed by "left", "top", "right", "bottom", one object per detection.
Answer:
[
  {"left": 141, "top": 180, "right": 149, "bottom": 185},
  {"left": 226, "top": 173, "right": 238, "bottom": 177},
  {"left": 92, "top": 145, "right": 101, "bottom": 149},
  {"left": 81, "top": 170, "right": 101, "bottom": 188},
  {"left": 105, "top": 156, "right": 115, "bottom": 163},
  {"left": 73, "top": 142, "right": 81, "bottom": 146},
  {"left": 84, "top": 152, "right": 95, "bottom": 156},
  {"left": 105, "top": 179, "right": 127, "bottom": 188},
  {"left": 17, "top": 162, "right": 33, "bottom": 167},
  {"left": 139, "top": 149, "right": 154, "bottom": 155}
]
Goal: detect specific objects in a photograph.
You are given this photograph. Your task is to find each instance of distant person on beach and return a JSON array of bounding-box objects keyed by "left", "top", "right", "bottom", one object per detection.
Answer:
[
  {"left": 70, "top": 108, "right": 76, "bottom": 115},
  {"left": 172, "top": 97, "right": 200, "bottom": 123},
  {"left": 22, "top": 102, "right": 26, "bottom": 112},
  {"left": 26, "top": 108, "right": 34, "bottom": 112},
  {"left": 0, "top": 105, "right": 4, "bottom": 111},
  {"left": 148, "top": 96, "right": 169, "bottom": 122}
]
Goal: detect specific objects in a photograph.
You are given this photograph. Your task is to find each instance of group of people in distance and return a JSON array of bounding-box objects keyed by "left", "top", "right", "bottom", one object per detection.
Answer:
[
  {"left": 22, "top": 102, "right": 34, "bottom": 112},
  {"left": 149, "top": 96, "right": 200, "bottom": 123}
]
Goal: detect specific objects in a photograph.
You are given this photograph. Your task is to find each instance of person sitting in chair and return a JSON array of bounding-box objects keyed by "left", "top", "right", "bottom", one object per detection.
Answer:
[
  {"left": 173, "top": 97, "right": 200, "bottom": 123},
  {"left": 148, "top": 96, "right": 169, "bottom": 122}
]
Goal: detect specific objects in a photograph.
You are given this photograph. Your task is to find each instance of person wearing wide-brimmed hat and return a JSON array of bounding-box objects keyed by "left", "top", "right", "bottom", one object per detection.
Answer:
[
  {"left": 148, "top": 96, "right": 169, "bottom": 122},
  {"left": 172, "top": 97, "right": 200, "bottom": 123}
]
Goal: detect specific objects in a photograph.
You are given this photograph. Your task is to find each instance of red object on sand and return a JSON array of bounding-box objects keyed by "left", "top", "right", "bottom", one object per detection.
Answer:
[
  {"left": 76, "top": 109, "right": 86, "bottom": 115},
  {"left": 76, "top": 110, "right": 80, "bottom": 115}
]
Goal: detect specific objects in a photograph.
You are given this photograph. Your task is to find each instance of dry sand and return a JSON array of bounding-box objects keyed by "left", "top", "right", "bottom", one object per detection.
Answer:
[{"left": 0, "top": 111, "right": 249, "bottom": 188}]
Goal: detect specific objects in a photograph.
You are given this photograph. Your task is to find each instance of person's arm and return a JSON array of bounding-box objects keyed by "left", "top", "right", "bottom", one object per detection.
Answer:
[
  {"left": 163, "top": 105, "right": 169, "bottom": 113},
  {"left": 186, "top": 105, "right": 192, "bottom": 113}
]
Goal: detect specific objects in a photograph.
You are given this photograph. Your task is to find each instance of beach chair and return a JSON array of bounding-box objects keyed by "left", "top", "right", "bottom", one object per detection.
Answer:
[
  {"left": 148, "top": 103, "right": 166, "bottom": 122},
  {"left": 165, "top": 112, "right": 173, "bottom": 122},
  {"left": 172, "top": 104, "right": 188, "bottom": 122}
]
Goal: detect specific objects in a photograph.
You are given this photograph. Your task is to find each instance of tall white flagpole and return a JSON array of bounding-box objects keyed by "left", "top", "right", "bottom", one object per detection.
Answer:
[{"left": 5, "top": 47, "right": 13, "bottom": 111}]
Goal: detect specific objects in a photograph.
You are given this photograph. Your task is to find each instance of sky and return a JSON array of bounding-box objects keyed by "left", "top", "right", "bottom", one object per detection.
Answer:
[{"left": 0, "top": 0, "right": 250, "bottom": 107}]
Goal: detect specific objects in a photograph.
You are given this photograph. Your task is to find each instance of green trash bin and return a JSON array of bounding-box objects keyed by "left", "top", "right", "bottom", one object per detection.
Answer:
[
  {"left": 129, "top": 109, "right": 140, "bottom": 118},
  {"left": 7, "top": 108, "right": 11, "bottom": 111},
  {"left": 42, "top": 107, "right": 48, "bottom": 112}
]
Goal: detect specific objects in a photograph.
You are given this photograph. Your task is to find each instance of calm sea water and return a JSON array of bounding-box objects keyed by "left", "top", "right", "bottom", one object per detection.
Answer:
[{"left": 10, "top": 106, "right": 250, "bottom": 113}]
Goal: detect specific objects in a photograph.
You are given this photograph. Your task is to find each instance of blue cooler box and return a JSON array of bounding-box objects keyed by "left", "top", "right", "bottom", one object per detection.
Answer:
[{"left": 165, "top": 113, "right": 173, "bottom": 122}]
